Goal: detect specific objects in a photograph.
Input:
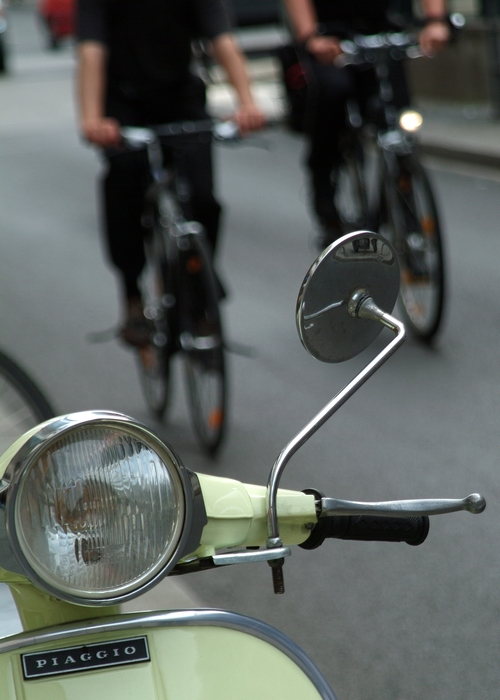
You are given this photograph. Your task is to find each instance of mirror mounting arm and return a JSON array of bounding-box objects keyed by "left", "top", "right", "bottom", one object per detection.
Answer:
[{"left": 265, "top": 292, "right": 405, "bottom": 592}]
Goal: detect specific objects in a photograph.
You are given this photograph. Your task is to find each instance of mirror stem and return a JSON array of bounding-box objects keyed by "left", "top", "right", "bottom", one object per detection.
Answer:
[
  {"left": 349, "top": 291, "right": 402, "bottom": 334},
  {"left": 266, "top": 294, "right": 405, "bottom": 549}
]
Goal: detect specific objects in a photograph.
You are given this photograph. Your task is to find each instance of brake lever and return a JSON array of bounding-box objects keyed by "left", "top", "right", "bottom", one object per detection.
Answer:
[{"left": 320, "top": 493, "right": 486, "bottom": 518}]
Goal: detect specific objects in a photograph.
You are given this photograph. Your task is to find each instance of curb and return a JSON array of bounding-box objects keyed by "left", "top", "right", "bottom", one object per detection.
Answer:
[{"left": 419, "top": 141, "right": 500, "bottom": 169}]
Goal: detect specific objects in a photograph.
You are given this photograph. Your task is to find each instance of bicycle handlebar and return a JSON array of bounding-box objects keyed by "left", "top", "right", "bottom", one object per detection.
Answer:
[
  {"left": 120, "top": 118, "right": 283, "bottom": 150},
  {"left": 121, "top": 120, "right": 241, "bottom": 148},
  {"left": 336, "top": 13, "right": 465, "bottom": 67},
  {"left": 337, "top": 32, "right": 422, "bottom": 66}
]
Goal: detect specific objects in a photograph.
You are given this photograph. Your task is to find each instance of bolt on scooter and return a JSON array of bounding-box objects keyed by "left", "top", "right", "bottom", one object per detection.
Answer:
[{"left": 0, "top": 231, "right": 485, "bottom": 699}]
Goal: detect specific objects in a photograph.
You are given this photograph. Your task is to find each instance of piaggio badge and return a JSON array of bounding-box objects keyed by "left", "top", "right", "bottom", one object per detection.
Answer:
[{"left": 21, "top": 636, "right": 150, "bottom": 680}]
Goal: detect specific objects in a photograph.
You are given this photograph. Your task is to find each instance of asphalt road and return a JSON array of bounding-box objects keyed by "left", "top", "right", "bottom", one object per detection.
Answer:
[{"left": 0, "top": 9, "right": 498, "bottom": 700}]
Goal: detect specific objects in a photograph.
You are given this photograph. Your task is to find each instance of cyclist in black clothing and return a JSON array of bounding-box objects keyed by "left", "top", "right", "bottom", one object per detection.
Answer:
[
  {"left": 76, "top": 0, "right": 265, "bottom": 346},
  {"left": 283, "top": 0, "right": 450, "bottom": 249}
]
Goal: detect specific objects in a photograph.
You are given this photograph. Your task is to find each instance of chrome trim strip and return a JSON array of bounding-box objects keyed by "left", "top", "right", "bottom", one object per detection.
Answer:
[{"left": 0, "top": 609, "right": 337, "bottom": 699}]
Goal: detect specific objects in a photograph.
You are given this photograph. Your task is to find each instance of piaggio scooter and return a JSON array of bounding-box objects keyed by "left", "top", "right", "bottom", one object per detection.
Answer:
[{"left": 0, "top": 231, "right": 485, "bottom": 699}]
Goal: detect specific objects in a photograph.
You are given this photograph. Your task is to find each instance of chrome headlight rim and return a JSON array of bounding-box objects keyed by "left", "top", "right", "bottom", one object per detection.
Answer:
[{"left": 1, "top": 411, "right": 204, "bottom": 606}]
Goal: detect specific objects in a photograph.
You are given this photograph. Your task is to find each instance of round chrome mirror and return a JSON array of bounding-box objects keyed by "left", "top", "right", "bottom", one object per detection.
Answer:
[{"left": 297, "top": 231, "right": 400, "bottom": 362}]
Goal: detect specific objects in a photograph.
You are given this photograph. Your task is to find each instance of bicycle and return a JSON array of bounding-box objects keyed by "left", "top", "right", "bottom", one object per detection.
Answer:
[
  {"left": 317, "top": 26, "right": 460, "bottom": 342},
  {"left": 120, "top": 120, "right": 238, "bottom": 457},
  {"left": 0, "top": 348, "right": 54, "bottom": 455}
]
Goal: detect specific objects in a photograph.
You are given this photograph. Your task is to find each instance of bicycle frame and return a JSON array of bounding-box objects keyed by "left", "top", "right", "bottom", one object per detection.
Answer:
[
  {"left": 121, "top": 122, "right": 228, "bottom": 454},
  {"left": 315, "top": 32, "right": 447, "bottom": 340},
  {"left": 335, "top": 34, "right": 421, "bottom": 230}
]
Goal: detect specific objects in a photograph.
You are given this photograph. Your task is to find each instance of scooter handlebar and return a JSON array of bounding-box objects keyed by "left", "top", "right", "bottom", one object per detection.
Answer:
[{"left": 300, "top": 514, "right": 430, "bottom": 549}]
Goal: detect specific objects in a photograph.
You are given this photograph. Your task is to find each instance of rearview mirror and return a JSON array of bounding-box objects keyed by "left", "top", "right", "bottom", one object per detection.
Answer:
[
  {"left": 267, "top": 232, "right": 406, "bottom": 586},
  {"left": 296, "top": 231, "right": 400, "bottom": 362}
]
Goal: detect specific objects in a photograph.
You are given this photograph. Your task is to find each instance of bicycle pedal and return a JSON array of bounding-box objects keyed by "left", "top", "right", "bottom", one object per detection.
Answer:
[{"left": 180, "top": 332, "right": 219, "bottom": 352}]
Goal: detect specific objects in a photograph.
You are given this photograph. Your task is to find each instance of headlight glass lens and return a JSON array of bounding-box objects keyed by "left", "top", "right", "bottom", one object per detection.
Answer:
[{"left": 13, "top": 424, "right": 185, "bottom": 600}]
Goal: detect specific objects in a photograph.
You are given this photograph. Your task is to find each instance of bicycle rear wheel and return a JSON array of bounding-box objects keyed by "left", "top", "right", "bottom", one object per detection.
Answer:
[
  {"left": 180, "top": 233, "right": 226, "bottom": 457},
  {"left": 137, "top": 225, "right": 172, "bottom": 419},
  {"left": 382, "top": 154, "right": 445, "bottom": 342},
  {"left": 0, "top": 350, "right": 54, "bottom": 455}
]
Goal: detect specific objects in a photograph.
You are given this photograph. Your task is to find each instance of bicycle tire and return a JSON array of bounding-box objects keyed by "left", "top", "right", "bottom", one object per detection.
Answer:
[
  {"left": 0, "top": 34, "right": 7, "bottom": 75},
  {"left": 335, "top": 137, "right": 369, "bottom": 234},
  {"left": 137, "top": 219, "right": 172, "bottom": 419},
  {"left": 380, "top": 154, "right": 445, "bottom": 342},
  {"left": 0, "top": 349, "right": 54, "bottom": 455},
  {"left": 180, "top": 232, "right": 226, "bottom": 457}
]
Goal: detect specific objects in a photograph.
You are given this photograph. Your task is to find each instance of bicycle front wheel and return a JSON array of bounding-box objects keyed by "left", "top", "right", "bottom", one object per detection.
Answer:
[
  {"left": 335, "top": 140, "right": 369, "bottom": 233},
  {"left": 137, "top": 226, "right": 172, "bottom": 419},
  {"left": 180, "top": 233, "right": 226, "bottom": 457},
  {"left": 0, "top": 350, "right": 54, "bottom": 455},
  {"left": 382, "top": 155, "right": 445, "bottom": 342}
]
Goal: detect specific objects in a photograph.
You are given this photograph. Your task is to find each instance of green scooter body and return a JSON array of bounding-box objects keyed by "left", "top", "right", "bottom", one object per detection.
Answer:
[{"left": 0, "top": 610, "right": 336, "bottom": 699}]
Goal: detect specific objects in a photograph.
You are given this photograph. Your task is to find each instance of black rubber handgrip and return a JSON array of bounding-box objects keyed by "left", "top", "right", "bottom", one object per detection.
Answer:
[{"left": 300, "top": 514, "right": 429, "bottom": 550}]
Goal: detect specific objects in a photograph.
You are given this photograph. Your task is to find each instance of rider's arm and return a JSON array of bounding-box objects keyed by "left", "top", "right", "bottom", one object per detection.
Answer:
[
  {"left": 282, "top": 0, "right": 342, "bottom": 63},
  {"left": 210, "top": 33, "right": 265, "bottom": 133},
  {"left": 282, "top": 0, "right": 317, "bottom": 43},
  {"left": 76, "top": 41, "right": 121, "bottom": 147},
  {"left": 418, "top": 0, "right": 450, "bottom": 54},
  {"left": 76, "top": 0, "right": 120, "bottom": 147}
]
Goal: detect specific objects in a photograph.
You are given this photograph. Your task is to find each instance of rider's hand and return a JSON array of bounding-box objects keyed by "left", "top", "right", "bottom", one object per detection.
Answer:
[
  {"left": 419, "top": 20, "right": 450, "bottom": 56},
  {"left": 305, "top": 35, "right": 343, "bottom": 64},
  {"left": 232, "top": 104, "right": 266, "bottom": 135},
  {"left": 81, "top": 117, "right": 122, "bottom": 147}
]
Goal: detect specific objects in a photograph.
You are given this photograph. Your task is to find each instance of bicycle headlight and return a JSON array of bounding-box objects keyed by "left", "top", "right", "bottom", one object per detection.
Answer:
[
  {"left": 0, "top": 411, "right": 205, "bottom": 605},
  {"left": 399, "top": 109, "right": 423, "bottom": 133}
]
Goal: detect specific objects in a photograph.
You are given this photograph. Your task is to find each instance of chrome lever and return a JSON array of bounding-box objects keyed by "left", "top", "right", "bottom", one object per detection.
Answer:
[{"left": 320, "top": 493, "right": 486, "bottom": 518}]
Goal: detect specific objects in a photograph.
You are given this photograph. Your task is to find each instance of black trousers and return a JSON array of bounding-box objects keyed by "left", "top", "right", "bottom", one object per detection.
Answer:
[
  {"left": 101, "top": 75, "right": 222, "bottom": 299},
  {"left": 302, "top": 55, "right": 410, "bottom": 218}
]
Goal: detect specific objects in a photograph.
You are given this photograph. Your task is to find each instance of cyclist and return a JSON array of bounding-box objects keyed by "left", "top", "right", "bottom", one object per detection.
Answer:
[
  {"left": 283, "top": 0, "right": 450, "bottom": 249},
  {"left": 76, "top": 0, "right": 265, "bottom": 346}
]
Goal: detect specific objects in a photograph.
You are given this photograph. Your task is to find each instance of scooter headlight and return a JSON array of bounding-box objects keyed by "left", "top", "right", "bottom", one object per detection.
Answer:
[{"left": 0, "top": 412, "right": 205, "bottom": 605}]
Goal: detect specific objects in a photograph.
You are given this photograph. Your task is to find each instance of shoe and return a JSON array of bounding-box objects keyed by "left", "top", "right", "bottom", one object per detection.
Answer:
[{"left": 120, "top": 298, "right": 153, "bottom": 348}]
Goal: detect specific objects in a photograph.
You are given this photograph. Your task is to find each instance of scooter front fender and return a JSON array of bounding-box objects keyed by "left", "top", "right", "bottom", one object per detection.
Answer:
[{"left": 0, "top": 610, "right": 337, "bottom": 700}]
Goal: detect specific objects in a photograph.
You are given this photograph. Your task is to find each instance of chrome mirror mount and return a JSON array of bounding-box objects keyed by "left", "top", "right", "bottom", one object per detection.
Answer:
[{"left": 266, "top": 231, "right": 405, "bottom": 591}]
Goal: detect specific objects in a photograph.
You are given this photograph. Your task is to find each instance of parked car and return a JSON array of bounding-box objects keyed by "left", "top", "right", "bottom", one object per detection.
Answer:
[{"left": 38, "top": 0, "right": 75, "bottom": 49}]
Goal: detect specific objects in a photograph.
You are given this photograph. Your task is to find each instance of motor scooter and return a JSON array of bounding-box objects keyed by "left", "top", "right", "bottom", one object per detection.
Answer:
[{"left": 0, "top": 231, "right": 485, "bottom": 699}]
